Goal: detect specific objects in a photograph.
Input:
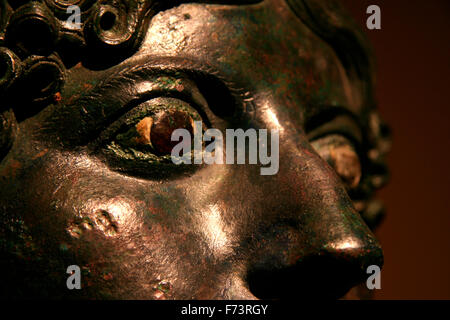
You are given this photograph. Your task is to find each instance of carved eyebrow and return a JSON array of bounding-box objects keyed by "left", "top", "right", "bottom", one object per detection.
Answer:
[
  {"left": 99, "top": 56, "right": 239, "bottom": 91},
  {"left": 84, "top": 55, "right": 256, "bottom": 118}
]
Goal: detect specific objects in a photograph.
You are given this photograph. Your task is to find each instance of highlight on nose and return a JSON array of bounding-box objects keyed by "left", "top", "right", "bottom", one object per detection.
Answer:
[
  {"left": 246, "top": 234, "right": 383, "bottom": 300},
  {"left": 241, "top": 130, "right": 385, "bottom": 300}
]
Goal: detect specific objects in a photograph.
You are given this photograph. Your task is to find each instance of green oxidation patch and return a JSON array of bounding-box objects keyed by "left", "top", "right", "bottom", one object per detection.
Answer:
[
  {"left": 157, "top": 281, "right": 172, "bottom": 293},
  {"left": 155, "top": 76, "right": 184, "bottom": 91},
  {"left": 115, "top": 126, "right": 143, "bottom": 148},
  {"left": 87, "top": 78, "right": 98, "bottom": 86},
  {"left": 105, "top": 141, "right": 172, "bottom": 164}
]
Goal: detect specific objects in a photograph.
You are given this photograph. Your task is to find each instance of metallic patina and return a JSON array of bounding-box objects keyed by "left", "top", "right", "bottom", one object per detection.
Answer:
[{"left": 0, "top": 0, "right": 390, "bottom": 299}]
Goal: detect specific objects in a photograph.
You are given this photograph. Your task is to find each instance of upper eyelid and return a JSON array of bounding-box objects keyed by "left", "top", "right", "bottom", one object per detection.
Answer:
[
  {"left": 77, "top": 73, "right": 205, "bottom": 116},
  {"left": 71, "top": 76, "right": 209, "bottom": 144},
  {"left": 103, "top": 57, "right": 243, "bottom": 96},
  {"left": 305, "top": 108, "right": 364, "bottom": 146},
  {"left": 50, "top": 61, "right": 244, "bottom": 147},
  {"left": 91, "top": 57, "right": 245, "bottom": 108},
  {"left": 120, "top": 82, "right": 213, "bottom": 128},
  {"left": 88, "top": 56, "right": 250, "bottom": 116},
  {"left": 73, "top": 65, "right": 245, "bottom": 132}
]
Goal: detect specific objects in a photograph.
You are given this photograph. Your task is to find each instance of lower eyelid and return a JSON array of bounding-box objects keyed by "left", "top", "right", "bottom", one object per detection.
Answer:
[{"left": 88, "top": 97, "right": 210, "bottom": 179}]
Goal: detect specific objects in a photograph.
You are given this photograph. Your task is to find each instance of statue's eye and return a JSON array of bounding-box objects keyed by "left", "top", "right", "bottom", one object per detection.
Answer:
[
  {"left": 95, "top": 97, "right": 204, "bottom": 178},
  {"left": 118, "top": 108, "right": 195, "bottom": 156},
  {"left": 310, "top": 134, "right": 362, "bottom": 190}
]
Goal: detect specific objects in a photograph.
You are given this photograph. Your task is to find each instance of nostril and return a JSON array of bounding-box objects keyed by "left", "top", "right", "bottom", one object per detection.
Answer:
[{"left": 246, "top": 245, "right": 383, "bottom": 300}]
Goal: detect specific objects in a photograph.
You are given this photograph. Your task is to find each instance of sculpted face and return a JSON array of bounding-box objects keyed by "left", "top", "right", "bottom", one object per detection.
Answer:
[{"left": 0, "top": 0, "right": 390, "bottom": 299}]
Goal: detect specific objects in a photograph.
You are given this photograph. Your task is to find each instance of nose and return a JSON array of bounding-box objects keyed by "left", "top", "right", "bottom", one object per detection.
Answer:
[
  {"left": 245, "top": 126, "right": 383, "bottom": 299},
  {"left": 247, "top": 235, "right": 383, "bottom": 299}
]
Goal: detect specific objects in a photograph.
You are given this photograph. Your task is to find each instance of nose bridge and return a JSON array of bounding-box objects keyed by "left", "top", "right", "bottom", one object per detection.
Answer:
[
  {"left": 280, "top": 130, "right": 382, "bottom": 260},
  {"left": 246, "top": 125, "right": 383, "bottom": 299}
]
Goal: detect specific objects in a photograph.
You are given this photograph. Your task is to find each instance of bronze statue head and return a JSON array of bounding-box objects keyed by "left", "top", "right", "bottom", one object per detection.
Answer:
[{"left": 0, "top": 0, "right": 390, "bottom": 299}]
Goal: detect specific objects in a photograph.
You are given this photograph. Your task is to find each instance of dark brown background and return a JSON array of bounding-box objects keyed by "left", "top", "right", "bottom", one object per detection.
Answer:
[{"left": 342, "top": 0, "right": 450, "bottom": 299}]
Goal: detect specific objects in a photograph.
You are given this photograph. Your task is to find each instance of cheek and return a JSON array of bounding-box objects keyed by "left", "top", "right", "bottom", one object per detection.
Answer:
[
  {"left": 38, "top": 154, "right": 180, "bottom": 253},
  {"left": 3, "top": 150, "right": 207, "bottom": 298}
]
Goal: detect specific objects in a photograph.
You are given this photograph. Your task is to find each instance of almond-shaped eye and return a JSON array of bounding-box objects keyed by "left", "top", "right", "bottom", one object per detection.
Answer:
[
  {"left": 97, "top": 96, "right": 205, "bottom": 178},
  {"left": 310, "top": 134, "right": 362, "bottom": 190},
  {"left": 109, "top": 97, "right": 202, "bottom": 156}
]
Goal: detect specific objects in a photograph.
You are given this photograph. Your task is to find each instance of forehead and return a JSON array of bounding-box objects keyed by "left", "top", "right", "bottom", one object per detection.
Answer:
[{"left": 130, "top": 0, "right": 365, "bottom": 123}]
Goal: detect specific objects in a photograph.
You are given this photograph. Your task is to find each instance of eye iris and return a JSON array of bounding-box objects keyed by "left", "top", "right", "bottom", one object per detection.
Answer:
[
  {"left": 135, "top": 117, "right": 153, "bottom": 145},
  {"left": 330, "top": 145, "right": 361, "bottom": 189},
  {"left": 149, "top": 109, "right": 195, "bottom": 155}
]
